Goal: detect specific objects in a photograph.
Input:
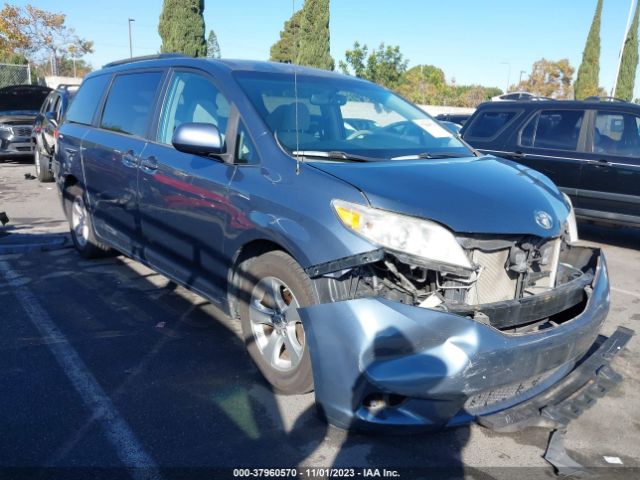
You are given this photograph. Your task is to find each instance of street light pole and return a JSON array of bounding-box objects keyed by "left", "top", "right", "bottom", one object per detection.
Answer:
[
  {"left": 128, "top": 18, "right": 135, "bottom": 58},
  {"left": 519, "top": 70, "right": 527, "bottom": 85},
  {"left": 500, "top": 62, "right": 511, "bottom": 93},
  {"left": 612, "top": 0, "right": 635, "bottom": 97}
]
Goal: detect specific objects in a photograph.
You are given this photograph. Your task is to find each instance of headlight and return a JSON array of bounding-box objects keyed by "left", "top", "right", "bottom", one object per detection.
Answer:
[
  {"left": 0, "top": 124, "right": 12, "bottom": 133},
  {"left": 332, "top": 199, "right": 473, "bottom": 272},
  {"left": 562, "top": 193, "right": 579, "bottom": 243}
]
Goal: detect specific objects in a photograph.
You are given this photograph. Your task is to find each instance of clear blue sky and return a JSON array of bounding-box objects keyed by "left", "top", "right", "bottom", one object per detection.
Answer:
[{"left": 16, "top": 0, "right": 637, "bottom": 96}]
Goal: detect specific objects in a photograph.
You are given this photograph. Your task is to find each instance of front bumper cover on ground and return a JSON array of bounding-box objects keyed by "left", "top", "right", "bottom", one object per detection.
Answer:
[{"left": 299, "top": 246, "right": 633, "bottom": 431}]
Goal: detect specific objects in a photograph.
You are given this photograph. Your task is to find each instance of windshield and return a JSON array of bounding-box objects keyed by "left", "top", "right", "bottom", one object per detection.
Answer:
[{"left": 235, "top": 71, "right": 472, "bottom": 160}]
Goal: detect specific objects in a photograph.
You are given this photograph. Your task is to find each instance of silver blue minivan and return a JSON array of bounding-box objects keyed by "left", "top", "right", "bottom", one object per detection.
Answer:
[{"left": 54, "top": 54, "right": 632, "bottom": 432}]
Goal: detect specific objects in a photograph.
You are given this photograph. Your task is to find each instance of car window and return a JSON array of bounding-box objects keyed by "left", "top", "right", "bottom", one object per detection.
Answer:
[
  {"left": 594, "top": 111, "right": 640, "bottom": 158},
  {"left": 464, "top": 110, "right": 518, "bottom": 139},
  {"left": 66, "top": 75, "right": 111, "bottom": 125},
  {"left": 158, "top": 71, "right": 230, "bottom": 146},
  {"left": 100, "top": 72, "right": 163, "bottom": 138},
  {"left": 235, "top": 122, "right": 258, "bottom": 165},
  {"left": 520, "top": 110, "right": 584, "bottom": 151}
]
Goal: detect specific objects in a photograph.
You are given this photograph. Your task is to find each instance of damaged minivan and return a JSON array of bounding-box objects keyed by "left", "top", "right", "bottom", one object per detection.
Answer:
[{"left": 54, "top": 55, "right": 632, "bottom": 431}]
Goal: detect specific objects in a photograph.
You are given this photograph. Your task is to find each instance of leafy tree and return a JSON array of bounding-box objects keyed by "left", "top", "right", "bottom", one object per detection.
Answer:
[
  {"left": 340, "top": 42, "right": 408, "bottom": 89},
  {"left": 0, "top": 4, "right": 93, "bottom": 76},
  {"left": 206, "top": 30, "right": 221, "bottom": 59},
  {"left": 158, "top": 0, "right": 206, "bottom": 57},
  {"left": 513, "top": 58, "right": 575, "bottom": 99},
  {"left": 575, "top": 0, "right": 603, "bottom": 99},
  {"left": 270, "top": 9, "right": 302, "bottom": 63},
  {"left": 296, "top": 0, "right": 334, "bottom": 70},
  {"left": 615, "top": 0, "right": 640, "bottom": 101},
  {"left": 396, "top": 65, "right": 446, "bottom": 104}
]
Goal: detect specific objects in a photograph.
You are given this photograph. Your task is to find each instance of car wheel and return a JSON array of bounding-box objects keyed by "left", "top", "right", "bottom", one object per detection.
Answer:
[
  {"left": 238, "top": 250, "right": 316, "bottom": 394},
  {"left": 66, "top": 185, "right": 109, "bottom": 258},
  {"left": 34, "top": 146, "right": 54, "bottom": 182}
]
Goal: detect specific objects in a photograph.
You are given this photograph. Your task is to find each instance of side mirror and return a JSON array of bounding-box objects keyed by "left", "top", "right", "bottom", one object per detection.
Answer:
[
  {"left": 45, "top": 111, "right": 58, "bottom": 126},
  {"left": 172, "top": 122, "right": 224, "bottom": 156}
]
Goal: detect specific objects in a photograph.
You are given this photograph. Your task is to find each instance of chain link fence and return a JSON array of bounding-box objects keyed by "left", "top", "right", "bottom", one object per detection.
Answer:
[{"left": 0, "top": 63, "right": 32, "bottom": 88}]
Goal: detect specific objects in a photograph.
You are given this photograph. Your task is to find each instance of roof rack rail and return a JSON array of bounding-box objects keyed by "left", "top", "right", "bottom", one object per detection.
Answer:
[
  {"left": 56, "top": 84, "right": 80, "bottom": 90},
  {"left": 103, "top": 53, "right": 190, "bottom": 69},
  {"left": 583, "top": 96, "right": 626, "bottom": 103}
]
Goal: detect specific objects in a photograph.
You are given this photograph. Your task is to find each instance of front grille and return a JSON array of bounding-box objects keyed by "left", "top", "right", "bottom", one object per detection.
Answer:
[
  {"left": 464, "top": 365, "right": 564, "bottom": 414},
  {"left": 12, "top": 126, "right": 32, "bottom": 137}
]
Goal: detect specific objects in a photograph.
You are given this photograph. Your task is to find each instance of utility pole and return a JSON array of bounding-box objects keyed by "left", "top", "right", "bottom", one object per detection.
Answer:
[
  {"left": 612, "top": 0, "right": 636, "bottom": 96},
  {"left": 128, "top": 18, "right": 135, "bottom": 58}
]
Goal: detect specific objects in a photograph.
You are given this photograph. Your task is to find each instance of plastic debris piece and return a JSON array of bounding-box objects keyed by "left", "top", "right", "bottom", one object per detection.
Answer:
[
  {"left": 543, "top": 429, "right": 590, "bottom": 477},
  {"left": 24, "top": 173, "right": 36, "bottom": 180},
  {"left": 0, "top": 212, "right": 8, "bottom": 226},
  {"left": 603, "top": 456, "right": 623, "bottom": 465}
]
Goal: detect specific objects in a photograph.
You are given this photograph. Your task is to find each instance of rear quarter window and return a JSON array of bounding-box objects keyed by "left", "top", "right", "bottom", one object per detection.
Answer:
[
  {"left": 65, "top": 75, "right": 111, "bottom": 125},
  {"left": 464, "top": 110, "right": 520, "bottom": 140}
]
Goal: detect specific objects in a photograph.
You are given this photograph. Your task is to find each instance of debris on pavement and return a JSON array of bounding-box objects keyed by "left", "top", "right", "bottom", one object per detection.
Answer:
[
  {"left": 603, "top": 456, "right": 623, "bottom": 465},
  {"left": 0, "top": 212, "right": 8, "bottom": 226},
  {"left": 24, "top": 173, "right": 36, "bottom": 180},
  {"left": 543, "top": 429, "right": 590, "bottom": 477}
]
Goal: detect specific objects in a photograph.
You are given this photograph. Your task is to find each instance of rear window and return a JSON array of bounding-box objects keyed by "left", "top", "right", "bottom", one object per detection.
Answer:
[
  {"left": 66, "top": 75, "right": 111, "bottom": 125},
  {"left": 520, "top": 109, "right": 585, "bottom": 151},
  {"left": 100, "top": 72, "right": 163, "bottom": 138},
  {"left": 464, "top": 110, "right": 519, "bottom": 139}
]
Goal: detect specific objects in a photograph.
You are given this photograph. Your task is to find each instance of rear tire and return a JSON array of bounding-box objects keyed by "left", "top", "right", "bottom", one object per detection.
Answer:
[
  {"left": 237, "top": 250, "right": 316, "bottom": 394},
  {"left": 35, "top": 146, "right": 54, "bottom": 183},
  {"left": 65, "top": 185, "right": 110, "bottom": 258}
]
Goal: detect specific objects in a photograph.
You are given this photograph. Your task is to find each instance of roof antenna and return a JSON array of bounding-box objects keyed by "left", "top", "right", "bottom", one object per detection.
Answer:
[{"left": 293, "top": 0, "right": 301, "bottom": 175}]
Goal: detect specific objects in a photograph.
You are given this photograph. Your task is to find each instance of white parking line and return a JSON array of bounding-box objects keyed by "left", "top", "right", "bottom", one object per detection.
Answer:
[
  {"left": 0, "top": 260, "right": 162, "bottom": 480},
  {"left": 611, "top": 287, "right": 640, "bottom": 300}
]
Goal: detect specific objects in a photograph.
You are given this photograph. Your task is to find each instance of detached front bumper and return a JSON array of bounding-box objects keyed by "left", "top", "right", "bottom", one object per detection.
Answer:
[{"left": 299, "top": 246, "right": 633, "bottom": 431}]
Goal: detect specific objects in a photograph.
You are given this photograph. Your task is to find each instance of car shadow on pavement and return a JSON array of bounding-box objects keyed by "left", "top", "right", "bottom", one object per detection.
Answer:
[{"left": 578, "top": 222, "right": 640, "bottom": 251}]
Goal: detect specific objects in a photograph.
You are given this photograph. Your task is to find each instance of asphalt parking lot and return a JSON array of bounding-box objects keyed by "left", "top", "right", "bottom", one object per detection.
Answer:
[{"left": 1, "top": 157, "right": 639, "bottom": 480}]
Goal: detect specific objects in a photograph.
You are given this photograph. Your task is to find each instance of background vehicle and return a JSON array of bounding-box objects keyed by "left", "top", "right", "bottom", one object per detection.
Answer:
[
  {"left": 461, "top": 98, "right": 640, "bottom": 228},
  {"left": 53, "top": 55, "right": 625, "bottom": 431},
  {"left": 0, "top": 85, "right": 51, "bottom": 159},
  {"left": 491, "top": 91, "right": 549, "bottom": 101},
  {"left": 435, "top": 113, "right": 471, "bottom": 126},
  {"left": 32, "top": 84, "right": 78, "bottom": 182}
]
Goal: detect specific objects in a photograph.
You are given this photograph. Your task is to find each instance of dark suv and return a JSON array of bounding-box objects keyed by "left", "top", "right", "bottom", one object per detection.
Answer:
[
  {"left": 54, "top": 55, "right": 630, "bottom": 432},
  {"left": 461, "top": 99, "right": 640, "bottom": 228},
  {"left": 0, "top": 84, "right": 51, "bottom": 159},
  {"left": 33, "top": 84, "right": 78, "bottom": 181}
]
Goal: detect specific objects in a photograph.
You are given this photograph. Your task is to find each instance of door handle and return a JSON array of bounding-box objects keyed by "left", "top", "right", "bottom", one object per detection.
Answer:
[
  {"left": 140, "top": 155, "right": 158, "bottom": 174},
  {"left": 122, "top": 150, "right": 138, "bottom": 168},
  {"left": 510, "top": 151, "right": 526, "bottom": 160},
  {"left": 589, "top": 158, "right": 610, "bottom": 167}
]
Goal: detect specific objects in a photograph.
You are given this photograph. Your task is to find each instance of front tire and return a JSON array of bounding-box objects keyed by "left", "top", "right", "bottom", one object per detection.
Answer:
[
  {"left": 238, "top": 250, "right": 316, "bottom": 394},
  {"left": 35, "top": 146, "right": 54, "bottom": 182},
  {"left": 65, "top": 185, "right": 109, "bottom": 258}
]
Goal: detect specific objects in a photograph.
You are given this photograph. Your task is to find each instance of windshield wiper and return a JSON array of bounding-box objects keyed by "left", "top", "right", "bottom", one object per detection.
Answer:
[
  {"left": 291, "top": 150, "right": 379, "bottom": 162},
  {"left": 391, "top": 152, "right": 469, "bottom": 160}
]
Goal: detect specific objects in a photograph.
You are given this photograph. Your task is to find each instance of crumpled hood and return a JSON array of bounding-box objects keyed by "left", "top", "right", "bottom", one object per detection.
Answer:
[{"left": 311, "top": 156, "right": 570, "bottom": 237}]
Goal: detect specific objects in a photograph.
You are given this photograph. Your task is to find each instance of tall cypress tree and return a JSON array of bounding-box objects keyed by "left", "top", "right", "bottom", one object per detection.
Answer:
[
  {"left": 158, "top": 0, "right": 207, "bottom": 57},
  {"left": 296, "top": 0, "right": 334, "bottom": 71},
  {"left": 270, "top": 9, "right": 302, "bottom": 64},
  {"left": 615, "top": 0, "right": 640, "bottom": 101},
  {"left": 207, "top": 30, "right": 221, "bottom": 59},
  {"left": 575, "top": 0, "right": 603, "bottom": 99}
]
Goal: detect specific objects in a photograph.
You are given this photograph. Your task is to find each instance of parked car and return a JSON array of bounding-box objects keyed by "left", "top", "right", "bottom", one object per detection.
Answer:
[
  {"left": 439, "top": 120, "right": 462, "bottom": 135},
  {"left": 0, "top": 84, "right": 51, "bottom": 159},
  {"left": 435, "top": 113, "right": 471, "bottom": 126},
  {"left": 491, "top": 91, "right": 549, "bottom": 102},
  {"left": 54, "top": 55, "right": 630, "bottom": 432},
  {"left": 32, "top": 84, "right": 78, "bottom": 181},
  {"left": 461, "top": 98, "right": 640, "bottom": 228}
]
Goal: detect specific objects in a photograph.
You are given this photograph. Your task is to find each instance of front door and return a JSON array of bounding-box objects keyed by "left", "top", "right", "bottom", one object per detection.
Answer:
[
  {"left": 83, "top": 71, "right": 164, "bottom": 256},
  {"left": 138, "top": 69, "right": 235, "bottom": 302},
  {"left": 577, "top": 109, "right": 640, "bottom": 223}
]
